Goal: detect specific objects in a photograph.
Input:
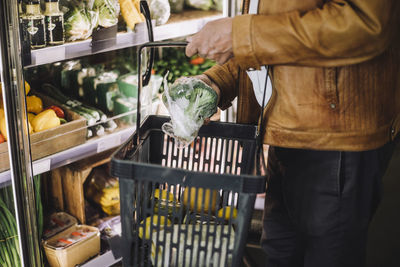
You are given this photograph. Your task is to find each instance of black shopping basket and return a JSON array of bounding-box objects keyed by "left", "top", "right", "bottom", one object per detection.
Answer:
[{"left": 111, "top": 39, "right": 268, "bottom": 266}]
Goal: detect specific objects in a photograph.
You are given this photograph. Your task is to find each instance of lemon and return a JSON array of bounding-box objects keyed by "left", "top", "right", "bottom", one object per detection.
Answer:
[
  {"left": 154, "top": 189, "right": 175, "bottom": 201},
  {"left": 217, "top": 207, "right": 238, "bottom": 220},
  {"left": 153, "top": 188, "right": 180, "bottom": 214},
  {"left": 182, "top": 187, "right": 219, "bottom": 213},
  {"left": 138, "top": 215, "right": 171, "bottom": 240}
]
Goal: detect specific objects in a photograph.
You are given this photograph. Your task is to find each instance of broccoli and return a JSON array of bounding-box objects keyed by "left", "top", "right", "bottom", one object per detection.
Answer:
[
  {"left": 187, "top": 82, "right": 218, "bottom": 120},
  {"left": 163, "top": 78, "right": 217, "bottom": 121},
  {"left": 162, "top": 77, "right": 218, "bottom": 147}
]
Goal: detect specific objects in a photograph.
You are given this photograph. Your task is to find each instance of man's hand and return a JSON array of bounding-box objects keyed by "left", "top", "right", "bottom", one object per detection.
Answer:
[{"left": 186, "top": 18, "right": 233, "bottom": 65}]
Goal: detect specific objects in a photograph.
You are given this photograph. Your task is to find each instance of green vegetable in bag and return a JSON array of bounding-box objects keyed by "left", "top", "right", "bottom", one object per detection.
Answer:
[
  {"left": 162, "top": 76, "right": 218, "bottom": 148},
  {"left": 94, "top": 0, "right": 120, "bottom": 28},
  {"left": 148, "top": 0, "right": 171, "bottom": 25},
  {"left": 64, "top": 4, "right": 98, "bottom": 41}
]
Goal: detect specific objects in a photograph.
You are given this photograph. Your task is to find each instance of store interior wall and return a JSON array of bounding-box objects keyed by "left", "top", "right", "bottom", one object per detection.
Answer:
[{"left": 366, "top": 139, "right": 400, "bottom": 267}]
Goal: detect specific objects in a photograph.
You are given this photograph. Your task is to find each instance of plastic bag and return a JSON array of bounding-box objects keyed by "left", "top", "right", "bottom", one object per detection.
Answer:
[
  {"left": 64, "top": 5, "right": 99, "bottom": 41},
  {"left": 93, "top": 0, "right": 120, "bottom": 28},
  {"left": 161, "top": 75, "right": 218, "bottom": 148},
  {"left": 148, "top": 0, "right": 171, "bottom": 25}
]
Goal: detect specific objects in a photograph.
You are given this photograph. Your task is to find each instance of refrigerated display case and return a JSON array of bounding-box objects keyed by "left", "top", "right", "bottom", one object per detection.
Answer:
[{"left": 0, "top": 0, "right": 241, "bottom": 266}]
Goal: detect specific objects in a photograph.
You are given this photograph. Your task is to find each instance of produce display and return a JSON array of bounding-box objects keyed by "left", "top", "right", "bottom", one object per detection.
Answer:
[
  {"left": 2, "top": 0, "right": 232, "bottom": 265},
  {"left": 0, "top": 196, "right": 20, "bottom": 267},
  {"left": 40, "top": 83, "right": 118, "bottom": 138},
  {"left": 18, "top": 0, "right": 224, "bottom": 50},
  {"left": 153, "top": 47, "right": 215, "bottom": 83},
  {"left": 31, "top": 109, "right": 61, "bottom": 132},
  {"left": 0, "top": 82, "right": 65, "bottom": 144},
  {"left": 0, "top": 175, "right": 42, "bottom": 267},
  {"left": 119, "top": 0, "right": 145, "bottom": 30},
  {"left": 161, "top": 76, "right": 218, "bottom": 148},
  {"left": 94, "top": 0, "right": 120, "bottom": 28},
  {"left": 55, "top": 57, "right": 161, "bottom": 127},
  {"left": 85, "top": 167, "right": 120, "bottom": 216},
  {"left": 63, "top": 1, "right": 99, "bottom": 42}
]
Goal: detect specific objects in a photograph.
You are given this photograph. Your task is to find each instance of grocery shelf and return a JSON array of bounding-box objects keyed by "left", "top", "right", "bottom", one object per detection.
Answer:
[
  {"left": 80, "top": 249, "right": 121, "bottom": 267},
  {"left": 154, "top": 10, "right": 223, "bottom": 41},
  {"left": 26, "top": 10, "right": 223, "bottom": 68},
  {"left": 0, "top": 126, "right": 135, "bottom": 188}
]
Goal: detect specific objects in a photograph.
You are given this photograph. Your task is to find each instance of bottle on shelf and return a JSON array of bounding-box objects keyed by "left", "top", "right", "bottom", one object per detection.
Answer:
[
  {"left": 18, "top": 0, "right": 32, "bottom": 65},
  {"left": 44, "top": 0, "right": 64, "bottom": 46},
  {"left": 21, "top": 0, "right": 46, "bottom": 49}
]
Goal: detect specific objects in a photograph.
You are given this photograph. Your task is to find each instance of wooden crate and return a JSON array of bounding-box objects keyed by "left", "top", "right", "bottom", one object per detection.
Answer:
[
  {"left": 0, "top": 96, "right": 87, "bottom": 172},
  {"left": 44, "top": 150, "right": 115, "bottom": 224}
]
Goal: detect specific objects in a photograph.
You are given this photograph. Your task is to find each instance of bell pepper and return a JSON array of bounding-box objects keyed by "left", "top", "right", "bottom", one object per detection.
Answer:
[
  {"left": 0, "top": 108, "right": 7, "bottom": 140},
  {"left": 31, "top": 109, "right": 60, "bottom": 132},
  {"left": 190, "top": 56, "right": 205, "bottom": 65},
  {"left": 1, "top": 81, "right": 29, "bottom": 95},
  {"left": 26, "top": 95, "right": 43, "bottom": 114},
  {"left": 25, "top": 81, "right": 30, "bottom": 95},
  {"left": 0, "top": 133, "right": 5, "bottom": 143},
  {"left": 28, "top": 113, "right": 36, "bottom": 123},
  {"left": 47, "top": 105, "right": 65, "bottom": 118},
  {"left": 28, "top": 121, "right": 34, "bottom": 134}
]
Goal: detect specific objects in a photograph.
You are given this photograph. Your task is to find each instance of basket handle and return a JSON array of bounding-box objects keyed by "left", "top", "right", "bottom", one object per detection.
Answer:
[
  {"left": 136, "top": 41, "right": 188, "bottom": 146},
  {"left": 140, "top": 0, "right": 155, "bottom": 87}
]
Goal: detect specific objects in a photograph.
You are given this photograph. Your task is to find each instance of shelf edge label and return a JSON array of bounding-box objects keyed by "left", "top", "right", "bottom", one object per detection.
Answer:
[
  {"left": 97, "top": 135, "right": 122, "bottom": 153},
  {"left": 33, "top": 159, "right": 51, "bottom": 175}
]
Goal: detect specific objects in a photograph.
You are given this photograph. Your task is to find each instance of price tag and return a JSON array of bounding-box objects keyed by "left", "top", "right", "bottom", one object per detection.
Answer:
[
  {"left": 32, "top": 159, "right": 51, "bottom": 176},
  {"left": 97, "top": 135, "right": 122, "bottom": 153},
  {"left": 33, "top": 46, "right": 66, "bottom": 65}
]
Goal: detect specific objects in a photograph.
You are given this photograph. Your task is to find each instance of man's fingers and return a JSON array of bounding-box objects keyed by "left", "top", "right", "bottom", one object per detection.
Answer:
[{"left": 185, "top": 42, "right": 197, "bottom": 57}]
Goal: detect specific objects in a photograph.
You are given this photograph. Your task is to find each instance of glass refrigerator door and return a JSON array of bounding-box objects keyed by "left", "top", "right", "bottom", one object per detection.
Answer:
[
  {"left": 0, "top": 0, "right": 42, "bottom": 266},
  {"left": 0, "top": 0, "right": 241, "bottom": 265}
]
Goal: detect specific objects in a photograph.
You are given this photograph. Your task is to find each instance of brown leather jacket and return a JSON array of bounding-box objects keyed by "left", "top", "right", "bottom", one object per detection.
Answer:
[{"left": 204, "top": 0, "right": 400, "bottom": 151}]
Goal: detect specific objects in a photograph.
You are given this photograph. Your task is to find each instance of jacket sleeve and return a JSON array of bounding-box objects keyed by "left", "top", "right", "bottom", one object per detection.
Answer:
[
  {"left": 203, "top": 59, "right": 240, "bottom": 110},
  {"left": 233, "top": 0, "right": 399, "bottom": 68}
]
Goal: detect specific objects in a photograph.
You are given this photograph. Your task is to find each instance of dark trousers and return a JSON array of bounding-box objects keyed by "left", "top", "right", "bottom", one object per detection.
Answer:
[{"left": 261, "top": 143, "right": 395, "bottom": 267}]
